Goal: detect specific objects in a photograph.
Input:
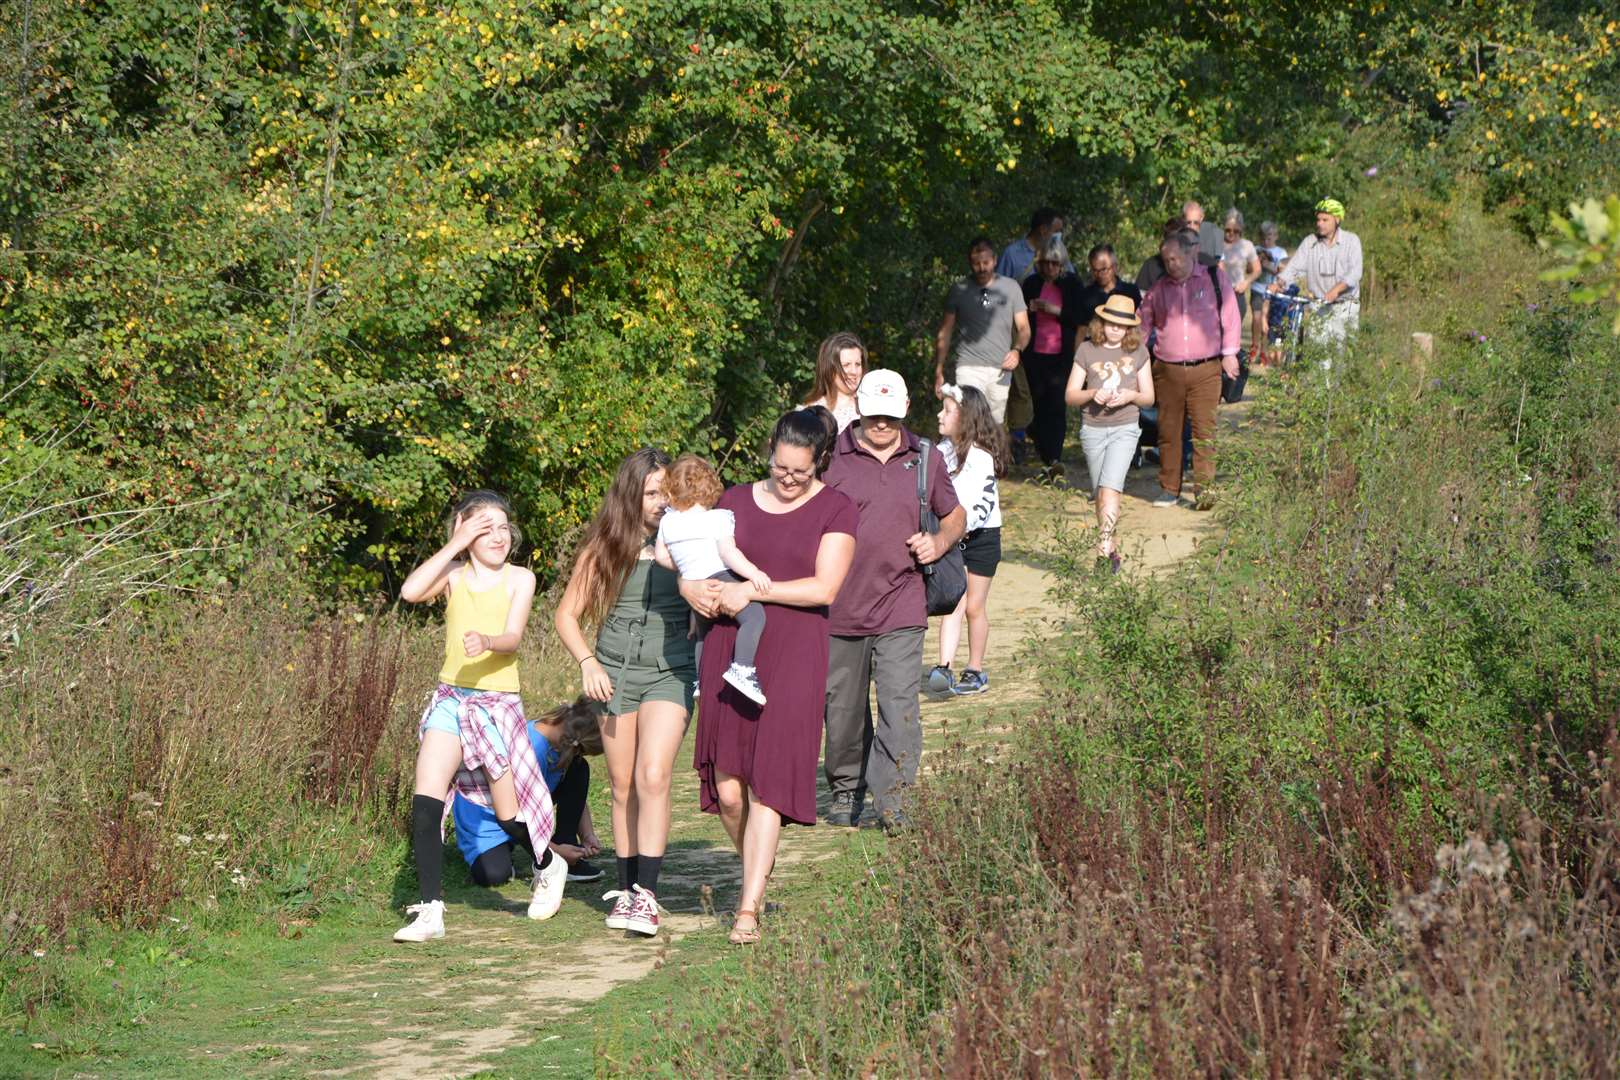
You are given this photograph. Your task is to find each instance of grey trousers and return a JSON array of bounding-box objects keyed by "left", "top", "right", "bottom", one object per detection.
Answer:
[{"left": 823, "top": 627, "right": 926, "bottom": 818}]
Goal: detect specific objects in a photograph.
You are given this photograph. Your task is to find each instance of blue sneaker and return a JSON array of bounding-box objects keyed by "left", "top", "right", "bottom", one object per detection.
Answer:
[
  {"left": 951, "top": 669, "right": 989, "bottom": 695},
  {"left": 926, "top": 664, "right": 954, "bottom": 695}
]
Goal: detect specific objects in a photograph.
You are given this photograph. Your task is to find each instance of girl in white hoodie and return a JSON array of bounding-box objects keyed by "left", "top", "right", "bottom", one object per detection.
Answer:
[{"left": 927, "top": 385, "right": 1010, "bottom": 696}]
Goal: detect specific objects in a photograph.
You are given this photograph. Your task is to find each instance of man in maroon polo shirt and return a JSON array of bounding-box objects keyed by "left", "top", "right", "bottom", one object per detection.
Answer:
[{"left": 822, "top": 370, "right": 966, "bottom": 829}]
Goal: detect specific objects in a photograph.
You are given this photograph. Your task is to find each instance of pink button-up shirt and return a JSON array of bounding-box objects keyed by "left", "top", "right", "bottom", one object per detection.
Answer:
[{"left": 1139, "top": 265, "right": 1241, "bottom": 363}]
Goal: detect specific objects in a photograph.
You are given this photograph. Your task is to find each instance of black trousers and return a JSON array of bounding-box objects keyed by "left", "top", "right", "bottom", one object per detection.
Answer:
[
  {"left": 469, "top": 757, "right": 590, "bottom": 886},
  {"left": 1023, "top": 351, "right": 1072, "bottom": 466}
]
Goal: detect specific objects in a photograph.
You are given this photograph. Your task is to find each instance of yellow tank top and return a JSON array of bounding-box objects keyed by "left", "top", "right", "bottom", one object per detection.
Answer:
[{"left": 438, "top": 570, "right": 521, "bottom": 692}]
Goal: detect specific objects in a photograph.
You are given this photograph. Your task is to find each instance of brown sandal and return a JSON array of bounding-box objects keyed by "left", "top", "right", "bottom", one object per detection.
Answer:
[{"left": 728, "top": 908, "right": 761, "bottom": 945}]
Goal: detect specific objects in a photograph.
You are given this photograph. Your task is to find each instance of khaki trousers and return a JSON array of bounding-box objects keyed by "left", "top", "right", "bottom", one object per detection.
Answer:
[
  {"left": 1152, "top": 358, "right": 1222, "bottom": 494},
  {"left": 954, "top": 364, "right": 1013, "bottom": 425}
]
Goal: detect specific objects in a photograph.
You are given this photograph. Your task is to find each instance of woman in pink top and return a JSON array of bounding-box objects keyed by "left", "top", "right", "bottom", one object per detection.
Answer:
[{"left": 1018, "top": 235, "right": 1086, "bottom": 475}]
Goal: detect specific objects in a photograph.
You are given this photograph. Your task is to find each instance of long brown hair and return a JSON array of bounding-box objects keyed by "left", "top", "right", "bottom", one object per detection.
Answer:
[
  {"left": 802, "top": 331, "right": 867, "bottom": 408},
  {"left": 539, "top": 696, "right": 605, "bottom": 775},
  {"left": 569, "top": 447, "right": 670, "bottom": 626},
  {"left": 950, "top": 386, "right": 1010, "bottom": 478}
]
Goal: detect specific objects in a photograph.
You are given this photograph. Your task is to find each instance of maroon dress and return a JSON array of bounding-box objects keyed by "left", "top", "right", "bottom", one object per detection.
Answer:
[{"left": 694, "top": 482, "right": 859, "bottom": 826}]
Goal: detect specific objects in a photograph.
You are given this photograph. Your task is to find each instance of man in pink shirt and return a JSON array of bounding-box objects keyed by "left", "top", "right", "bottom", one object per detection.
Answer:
[{"left": 1138, "top": 227, "right": 1241, "bottom": 507}]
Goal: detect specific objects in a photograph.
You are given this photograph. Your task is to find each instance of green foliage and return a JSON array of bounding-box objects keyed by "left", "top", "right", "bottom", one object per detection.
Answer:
[
  {"left": 0, "top": 0, "right": 1224, "bottom": 597},
  {"left": 5, "top": 0, "right": 1607, "bottom": 599},
  {"left": 1542, "top": 195, "right": 1620, "bottom": 333}
]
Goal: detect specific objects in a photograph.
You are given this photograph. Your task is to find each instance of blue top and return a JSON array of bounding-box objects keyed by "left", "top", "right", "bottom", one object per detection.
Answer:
[
  {"left": 451, "top": 722, "right": 564, "bottom": 865},
  {"left": 996, "top": 236, "right": 1073, "bottom": 282}
]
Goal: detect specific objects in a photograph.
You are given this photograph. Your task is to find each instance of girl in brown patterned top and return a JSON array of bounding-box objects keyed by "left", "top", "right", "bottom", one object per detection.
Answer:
[{"left": 1066, "top": 294, "right": 1156, "bottom": 571}]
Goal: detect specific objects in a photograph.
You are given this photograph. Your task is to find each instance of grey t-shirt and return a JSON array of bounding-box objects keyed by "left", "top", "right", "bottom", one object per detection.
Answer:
[{"left": 944, "top": 275, "right": 1026, "bottom": 369}]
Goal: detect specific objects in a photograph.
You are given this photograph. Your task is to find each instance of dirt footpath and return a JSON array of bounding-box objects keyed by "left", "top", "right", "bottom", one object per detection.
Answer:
[{"left": 115, "top": 455, "right": 1218, "bottom": 1080}]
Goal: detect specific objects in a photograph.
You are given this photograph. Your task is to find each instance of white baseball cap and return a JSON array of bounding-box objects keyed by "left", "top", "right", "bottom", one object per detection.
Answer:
[{"left": 855, "top": 369, "right": 909, "bottom": 418}]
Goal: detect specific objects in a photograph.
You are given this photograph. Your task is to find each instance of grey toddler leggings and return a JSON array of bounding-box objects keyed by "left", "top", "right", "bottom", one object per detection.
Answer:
[{"left": 693, "top": 569, "right": 766, "bottom": 673}]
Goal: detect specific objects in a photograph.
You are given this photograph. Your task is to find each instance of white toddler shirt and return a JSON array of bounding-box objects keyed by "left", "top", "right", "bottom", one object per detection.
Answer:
[
  {"left": 939, "top": 440, "right": 1001, "bottom": 532},
  {"left": 657, "top": 506, "right": 735, "bottom": 580}
]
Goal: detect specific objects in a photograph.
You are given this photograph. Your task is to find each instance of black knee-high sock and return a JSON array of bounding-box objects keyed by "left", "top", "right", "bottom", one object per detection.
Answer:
[
  {"left": 616, "top": 855, "right": 638, "bottom": 892},
  {"left": 412, "top": 794, "right": 445, "bottom": 903},
  {"left": 498, "top": 817, "right": 553, "bottom": 872},
  {"left": 638, "top": 854, "right": 663, "bottom": 895}
]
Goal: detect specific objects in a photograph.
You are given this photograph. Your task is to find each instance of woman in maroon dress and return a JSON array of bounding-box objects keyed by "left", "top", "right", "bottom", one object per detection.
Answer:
[{"left": 680, "top": 409, "right": 858, "bottom": 944}]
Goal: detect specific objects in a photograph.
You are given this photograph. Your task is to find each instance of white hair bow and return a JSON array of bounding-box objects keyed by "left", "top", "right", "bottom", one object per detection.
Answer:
[{"left": 940, "top": 383, "right": 964, "bottom": 404}]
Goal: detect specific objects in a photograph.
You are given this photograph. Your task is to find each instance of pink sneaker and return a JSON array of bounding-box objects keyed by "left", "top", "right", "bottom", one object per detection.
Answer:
[
  {"left": 602, "top": 889, "right": 634, "bottom": 931},
  {"left": 625, "top": 884, "right": 663, "bottom": 937}
]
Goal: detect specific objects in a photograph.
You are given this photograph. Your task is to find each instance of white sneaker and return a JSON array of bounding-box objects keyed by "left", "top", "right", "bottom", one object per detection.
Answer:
[
  {"left": 602, "top": 888, "right": 634, "bottom": 930},
  {"left": 723, "top": 662, "right": 767, "bottom": 706},
  {"left": 393, "top": 899, "right": 445, "bottom": 942},
  {"left": 528, "top": 852, "right": 568, "bottom": 920}
]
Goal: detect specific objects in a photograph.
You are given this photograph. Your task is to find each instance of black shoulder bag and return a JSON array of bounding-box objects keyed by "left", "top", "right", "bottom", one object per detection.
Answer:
[
  {"left": 916, "top": 439, "right": 968, "bottom": 617},
  {"left": 1214, "top": 263, "right": 1251, "bottom": 404}
]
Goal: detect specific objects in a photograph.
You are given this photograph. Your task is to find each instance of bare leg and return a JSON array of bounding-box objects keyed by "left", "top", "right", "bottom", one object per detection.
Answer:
[
  {"left": 414, "top": 729, "right": 464, "bottom": 799},
  {"left": 736, "top": 786, "right": 781, "bottom": 924},
  {"left": 1096, "top": 486, "right": 1122, "bottom": 556},
  {"left": 938, "top": 592, "right": 967, "bottom": 668},
  {"left": 487, "top": 770, "right": 518, "bottom": 821},
  {"left": 963, "top": 572, "right": 994, "bottom": 672},
  {"left": 631, "top": 699, "right": 689, "bottom": 860},
  {"left": 712, "top": 771, "right": 750, "bottom": 855},
  {"left": 600, "top": 709, "right": 640, "bottom": 860}
]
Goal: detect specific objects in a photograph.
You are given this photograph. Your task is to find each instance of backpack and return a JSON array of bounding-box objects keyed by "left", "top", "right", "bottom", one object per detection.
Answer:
[{"left": 915, "top": 439, "right": 968, "bottom": 617}]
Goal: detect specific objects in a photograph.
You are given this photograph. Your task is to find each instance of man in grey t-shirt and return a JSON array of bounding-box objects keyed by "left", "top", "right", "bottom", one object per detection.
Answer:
[{"left": 934, "top": 236, "right": 1030, "bottom": 424}]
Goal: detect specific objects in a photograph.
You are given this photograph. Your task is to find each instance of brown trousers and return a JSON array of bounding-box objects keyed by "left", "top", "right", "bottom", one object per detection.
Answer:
[{"left": 1152, "top": 358, "right": 1221, "bottom": 494}]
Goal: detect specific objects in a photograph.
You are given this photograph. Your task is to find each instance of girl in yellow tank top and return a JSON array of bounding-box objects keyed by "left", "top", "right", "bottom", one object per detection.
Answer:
[{"left": 393, "top": 490, "right": 562, "bottom": 943}]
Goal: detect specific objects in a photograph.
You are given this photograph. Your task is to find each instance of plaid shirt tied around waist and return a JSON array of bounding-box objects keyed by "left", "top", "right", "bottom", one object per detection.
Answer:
[{"left": 420, "top": 683, "right": 555, "bottom": 845}]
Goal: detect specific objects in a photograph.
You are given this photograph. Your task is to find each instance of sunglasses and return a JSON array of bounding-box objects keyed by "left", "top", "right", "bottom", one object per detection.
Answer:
[{"left": 979, "top": 287, "right": 992, "bottom": 307}]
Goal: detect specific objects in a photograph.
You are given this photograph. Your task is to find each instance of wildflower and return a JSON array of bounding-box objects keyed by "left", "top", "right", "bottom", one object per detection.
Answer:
[{"left": 1364, "top": 165, "right": 1379, "bottom": 177}]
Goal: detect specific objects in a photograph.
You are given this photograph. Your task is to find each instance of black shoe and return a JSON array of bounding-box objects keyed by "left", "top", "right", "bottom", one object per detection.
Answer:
[
  {"left": 566, "top": 860, "right": 604, "bottom": 883},
  {"left": 825, "top": 791, "right": 857, "bottom": 827}
]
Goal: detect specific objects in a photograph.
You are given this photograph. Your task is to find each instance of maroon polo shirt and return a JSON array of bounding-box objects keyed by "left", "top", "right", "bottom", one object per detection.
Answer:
[{"left": 824, "top": 423, "right": 961, "bottom": 637}]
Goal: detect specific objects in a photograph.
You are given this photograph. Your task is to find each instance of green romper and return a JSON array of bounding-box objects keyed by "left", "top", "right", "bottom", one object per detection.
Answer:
[{"left": 595, "top": 556, "right": 697, "bottom": 716}]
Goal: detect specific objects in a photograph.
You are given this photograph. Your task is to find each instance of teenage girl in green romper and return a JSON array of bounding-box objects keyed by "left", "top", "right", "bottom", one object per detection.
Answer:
[{"left": 554, "top": 448, "right": 696, "bottom": 939}]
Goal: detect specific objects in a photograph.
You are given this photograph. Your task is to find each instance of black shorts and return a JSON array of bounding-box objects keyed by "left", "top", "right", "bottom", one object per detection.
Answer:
[{"left": 960, "top": 526, "right": 1002, "bottom": 578}]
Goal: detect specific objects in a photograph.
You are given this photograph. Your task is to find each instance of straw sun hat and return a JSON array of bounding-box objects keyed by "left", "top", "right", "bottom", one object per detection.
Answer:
[{"left": 1094, "top": 293, "right": 1141, "bottom": 326}]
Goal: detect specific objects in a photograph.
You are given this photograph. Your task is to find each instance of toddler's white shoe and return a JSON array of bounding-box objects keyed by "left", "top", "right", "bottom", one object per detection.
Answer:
[{"left": 723, "top": 663, "right": 767, "bottom": 706}]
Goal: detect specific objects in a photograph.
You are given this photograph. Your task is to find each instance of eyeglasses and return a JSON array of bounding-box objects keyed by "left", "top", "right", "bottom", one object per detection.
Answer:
[{"left": 768, "top": 461, "right": 814, "bottom": 483}]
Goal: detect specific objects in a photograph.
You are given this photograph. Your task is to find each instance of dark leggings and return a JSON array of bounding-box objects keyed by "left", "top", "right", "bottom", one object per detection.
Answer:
[
  {"left": 693, "top": 569, "right": 766, "bottom": 671},
  {"left": 468, "top": 757, "right": 591, "bottom": 886},
  {"left": 1023, "top": 351, "right": 1072, "bottom": 466}
]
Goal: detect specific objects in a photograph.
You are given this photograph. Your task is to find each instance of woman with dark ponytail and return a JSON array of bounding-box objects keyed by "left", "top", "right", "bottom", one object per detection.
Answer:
[{"left": 679, "top": 410, "right": 858, "bottom": 944}]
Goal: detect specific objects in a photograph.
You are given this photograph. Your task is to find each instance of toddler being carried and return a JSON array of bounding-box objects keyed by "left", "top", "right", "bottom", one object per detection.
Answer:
[{"left": 655, "top": 454, "right": 772, "bottom": 706}]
